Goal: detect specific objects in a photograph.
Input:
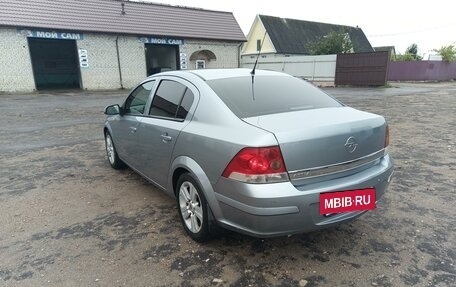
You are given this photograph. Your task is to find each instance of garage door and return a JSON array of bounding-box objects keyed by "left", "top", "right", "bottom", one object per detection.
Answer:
[
  {"left": 145, "top": 44, "right": 179, "bottom": 76},
  {"left": 28, "top": 38, "right": 81, "bottom": 90}
]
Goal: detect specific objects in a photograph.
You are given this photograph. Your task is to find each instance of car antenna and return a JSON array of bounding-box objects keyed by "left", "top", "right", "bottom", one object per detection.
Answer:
[{"left": 250, "top": 31, "right": 267, "bottom": 100}]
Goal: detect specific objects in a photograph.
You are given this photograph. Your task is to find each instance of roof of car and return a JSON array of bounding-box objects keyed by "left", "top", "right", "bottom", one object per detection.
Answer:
[
  {"left": 188, "top": 68, "right": 290, "bottom": 81},
  {"left": 145, "top": 69, "right": 291, "bottom": 82}
]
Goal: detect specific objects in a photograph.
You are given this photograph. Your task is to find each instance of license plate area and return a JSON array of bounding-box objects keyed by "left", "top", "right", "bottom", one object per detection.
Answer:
[{"left": 319, "top": 188, "right": 376, "bottom": 215}]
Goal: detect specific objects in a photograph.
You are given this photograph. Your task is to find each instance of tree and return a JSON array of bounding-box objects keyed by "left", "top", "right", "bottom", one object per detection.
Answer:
[
  {"left": 394, "top": 43, "right": 423, "bottom": 61},
  {"left": 405, "top": 43, "right": 418, "bottom": 56},
  {"left": 433, "top": 45, "right": 456, "bottom": 62},
  {"left": 308, "top": 30, "right": 353, "bottom": 55},
  {"left": 405, "top": 43, "right": 422, "bottom": 60}
]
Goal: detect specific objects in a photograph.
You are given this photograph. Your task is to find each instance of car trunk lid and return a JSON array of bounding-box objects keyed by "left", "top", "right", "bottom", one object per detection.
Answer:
[{"left": 243, "top": 107, "right": 387, "bottom": 173}]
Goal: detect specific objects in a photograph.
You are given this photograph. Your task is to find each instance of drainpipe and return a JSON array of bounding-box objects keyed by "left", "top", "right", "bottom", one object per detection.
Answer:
[
  {"left": 115, "top": 36, "right": 124, "bottom": 89},
  {"left": 238, "top": 42, "right": 243, "bottom": 68}
]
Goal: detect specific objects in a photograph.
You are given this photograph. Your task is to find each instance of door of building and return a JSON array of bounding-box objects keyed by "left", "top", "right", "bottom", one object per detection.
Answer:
[
  {"left": 28, "top": 38, "right": 81, "bottom": 90},
  {"left": 145, "top": 44, "right": 179, "bottom": 76}
]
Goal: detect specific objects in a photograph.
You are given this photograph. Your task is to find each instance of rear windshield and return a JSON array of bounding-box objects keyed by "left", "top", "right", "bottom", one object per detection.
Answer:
[{"left": 206, "top": 75, "right": 341, "bottom": 118}]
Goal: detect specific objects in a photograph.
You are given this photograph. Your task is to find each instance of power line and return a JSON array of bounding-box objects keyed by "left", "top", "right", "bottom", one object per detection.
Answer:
[{"left": 368, "top": 22, "right": 456, "bottom": 37}]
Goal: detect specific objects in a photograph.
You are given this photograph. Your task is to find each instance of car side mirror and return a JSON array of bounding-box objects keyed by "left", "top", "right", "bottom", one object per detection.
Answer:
[{"left": 104, "top": 104, "right": 121, "bottom": 115}]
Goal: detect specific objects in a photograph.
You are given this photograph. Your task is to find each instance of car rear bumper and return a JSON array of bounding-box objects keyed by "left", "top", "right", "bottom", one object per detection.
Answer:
[{"left": 212, "top": 154, "right": 394, "bottom": 238}]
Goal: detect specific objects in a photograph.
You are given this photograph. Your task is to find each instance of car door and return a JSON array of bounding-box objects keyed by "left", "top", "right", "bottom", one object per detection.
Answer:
[
  {"left": 112, "top": 80, "right": 155, "bottom": 165},
  {"left": 135, "top": 77, "right": 197, "bottom": 189}
]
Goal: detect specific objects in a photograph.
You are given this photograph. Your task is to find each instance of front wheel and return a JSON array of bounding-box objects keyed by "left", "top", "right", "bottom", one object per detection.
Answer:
[
  {"left": 176, "top": 173, "right": 210, "bottom": 242},
  {"left": 105, "top": 132, "right": 125, "bottom": 169}
]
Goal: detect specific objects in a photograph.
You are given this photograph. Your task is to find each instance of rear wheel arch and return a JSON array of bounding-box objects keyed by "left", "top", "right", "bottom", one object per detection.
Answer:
[
  {"left": 169, "top": 156, "right": 222, "bottom": 220},
  {"left": 176, "top": 172, "right": 211, "bottom": 242},
  {"left": 173, "top": 167, "right": 189, "bottom": 196}
]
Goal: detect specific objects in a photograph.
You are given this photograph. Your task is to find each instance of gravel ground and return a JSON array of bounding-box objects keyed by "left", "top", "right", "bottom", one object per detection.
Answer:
[{"left": 0, "top": 83, "right": 455, "bottom": 287}]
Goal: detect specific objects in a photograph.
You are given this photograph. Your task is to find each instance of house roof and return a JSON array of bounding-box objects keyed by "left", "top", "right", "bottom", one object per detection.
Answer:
[
  {"left": 1, "top": 0, "right": 246, "bottom": 42},
  {"left": 374, "top": 46, "right": 396, "bottom": 53},
  {"left": 259, "top": 15, "right": 373, "bottom": 54}
]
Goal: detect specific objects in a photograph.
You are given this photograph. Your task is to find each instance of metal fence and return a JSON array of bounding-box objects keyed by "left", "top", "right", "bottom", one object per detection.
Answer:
[
  {"left": 240, "top": 54, "right": 336, "bottom": 85},
  {"left": 241, "top": 53, "right": 456, "bottom": 85},
  {"left": 335, "top": 51, "right": 390, "bottom": 86},
  {"left": 388, "top": 61, "right": 456, "bottom": 81}
]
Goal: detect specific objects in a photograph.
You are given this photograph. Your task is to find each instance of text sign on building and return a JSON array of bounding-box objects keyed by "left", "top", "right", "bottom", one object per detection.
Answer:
[
  {"left": 78, "top": 49, "right": 89, "bottom": 68},
  {"left": 139, "top": 36, "right": 184, "bottom": 45},
  {"left": 180, "top": 53, "right": 188, "bottom": 70},
  {"left": 17, "top": 29, "right": 84, "bottom": 40}
]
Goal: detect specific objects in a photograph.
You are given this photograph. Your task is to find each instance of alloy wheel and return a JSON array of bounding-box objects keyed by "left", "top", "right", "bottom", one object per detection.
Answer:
[
  {"left": 106, "top": 134, "right": 115, "bottom": 165},
  {"left": 178, "top": 181, "right": 203, "bottom": 233}
]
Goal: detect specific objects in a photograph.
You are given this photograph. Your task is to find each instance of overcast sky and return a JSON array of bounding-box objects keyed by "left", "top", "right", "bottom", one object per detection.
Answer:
[{"left": 144, "top": 0, "right": 455, "bottom": 57}]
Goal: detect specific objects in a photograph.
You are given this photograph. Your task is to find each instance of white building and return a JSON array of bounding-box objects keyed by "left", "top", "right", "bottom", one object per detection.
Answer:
[{"left": 0, "top": 0, "right": 246, "bottom": 92}]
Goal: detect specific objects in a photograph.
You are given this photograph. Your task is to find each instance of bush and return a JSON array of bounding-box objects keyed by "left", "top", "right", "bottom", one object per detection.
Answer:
[
  {"left": 395, "top": 53, "right": 417, "bottom": 61},
  {"left": 308, "top": 30, "right": 353, "bottom": 55},
  {"left": 433, "top": 45, "right": 456, "bottom": 62},
  {"left": 394, "top": 44, "right": 423, "bottom": 61}
]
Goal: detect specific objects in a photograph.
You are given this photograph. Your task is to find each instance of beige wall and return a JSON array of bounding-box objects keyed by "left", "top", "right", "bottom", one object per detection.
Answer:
[
  {"left": 0, "top": 27, "right": 241, "bottom": 92},
  {"left": 76, "top": 33, "right": 120, "bottom": 90},
  {"left": 242, "top": 16, "right": 276, "bottom": 56},
  {"left": 116, "top": 36, "right": 148, "bottom": 89},
  {"left": 0, "top": 27, "right": 36, "bottom": 92},
  {"left": 77, "top": 33, "right": 147, "bottom": 90},
  {"left": 181, "top": 39, "right": 240, "bottom": 70}
]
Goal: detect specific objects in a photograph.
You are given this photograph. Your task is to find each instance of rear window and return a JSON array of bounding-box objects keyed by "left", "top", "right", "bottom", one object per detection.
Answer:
[{"left": 206, "top": 75, "right": 341, "bottom": 118}]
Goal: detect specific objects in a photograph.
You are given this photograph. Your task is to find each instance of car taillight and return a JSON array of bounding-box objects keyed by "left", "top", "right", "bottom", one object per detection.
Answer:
[
  {"left": 385, "top": 125, "right": 389, "bottom": 147},
  {"left": 222, "top": 146, "right": 289, "bottom": 183}
]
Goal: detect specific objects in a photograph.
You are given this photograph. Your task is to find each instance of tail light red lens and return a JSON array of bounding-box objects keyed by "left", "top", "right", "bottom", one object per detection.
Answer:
[
  {"left": 385, "top": 125, "right": 389, "bottom": 147},
  {"left": 222, "top": 146, "right": 289, "bottom": 183}
]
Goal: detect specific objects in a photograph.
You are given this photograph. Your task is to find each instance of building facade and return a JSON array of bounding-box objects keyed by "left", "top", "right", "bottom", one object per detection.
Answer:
[
  {"left": 0, "top": 0, "right": 246, "bottom": 92},
  {"left": 242, "top": 15, "right": 373, "bottom": 58}
]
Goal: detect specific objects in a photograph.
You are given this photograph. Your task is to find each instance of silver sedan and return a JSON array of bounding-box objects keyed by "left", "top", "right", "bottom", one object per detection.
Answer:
[{"left": 103, "top": 69, "right": 394, "bottom": 242}]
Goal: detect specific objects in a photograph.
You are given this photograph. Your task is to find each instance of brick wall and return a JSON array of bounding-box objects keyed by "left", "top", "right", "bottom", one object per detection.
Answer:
[
  {"left": 0, "top": 27, "right": 241, "bottom": 92},
  {"left": 0, "top": 28, "right": 36, "bottom": 92},
  {"left": 181, "top": 40, "right": 240, "bottom": 70},
  {"left": 77, "top": 33, "right": 147, "bottom": 90},
  {"left": 116, "top": 36, "right": 147, "bottom": 89},
  {"left": 77, "top": 33, "right": 121, "bottom": 90},
  {"left": 74, "top": 37, "right": 241, "bottom": 90}
]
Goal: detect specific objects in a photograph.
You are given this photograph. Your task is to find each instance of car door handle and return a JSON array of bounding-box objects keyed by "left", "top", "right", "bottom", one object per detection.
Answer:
[
  {"left": 130, "top": 126, "right": 137, "bottom": 133},
  {"left": 161, "top": 133, "right": 173, "bottom": 143}
]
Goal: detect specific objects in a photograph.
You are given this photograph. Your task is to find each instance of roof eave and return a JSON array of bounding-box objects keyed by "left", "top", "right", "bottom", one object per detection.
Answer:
[{"left": 5, "top": 24, "right": 246, "bottom": 42}]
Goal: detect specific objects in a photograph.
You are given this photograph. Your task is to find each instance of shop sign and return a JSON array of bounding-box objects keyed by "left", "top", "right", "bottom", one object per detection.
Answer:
[
  {"left": 17, "top": 29, "right": 84, "bottom": 40},
  {"left": 180, "top": 52, "right": 188, "bottom": 70},
  {"left": 139, "top": 36, "right": 184, "bottom": 45},
  {"left": 78, "top": 49, "right": 89, "bottom": 68}
]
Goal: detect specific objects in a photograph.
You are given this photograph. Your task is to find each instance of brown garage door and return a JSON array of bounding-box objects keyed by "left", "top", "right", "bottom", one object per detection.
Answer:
[{"left": 335, "top": 51, "right": 389, "bottom": 86}]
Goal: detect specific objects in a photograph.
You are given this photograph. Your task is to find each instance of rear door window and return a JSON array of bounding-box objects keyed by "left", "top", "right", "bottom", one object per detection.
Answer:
[
  {"left": 176, "top": 88, "right": 194, "bottom": 119},
  {"left": 206, "top": 75, "right": 341, "bottom": 118},
  {"left": 149, "top": 80, "right": 194, "bottom": 120}
]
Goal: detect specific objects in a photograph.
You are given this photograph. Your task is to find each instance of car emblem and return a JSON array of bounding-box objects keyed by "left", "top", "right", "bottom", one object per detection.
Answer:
[{"left": 344, "top": 136, "right": 358, "bottom": 153}]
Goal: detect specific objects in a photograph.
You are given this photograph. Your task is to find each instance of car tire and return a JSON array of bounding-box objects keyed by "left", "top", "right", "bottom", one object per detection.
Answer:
[
  {"left": 176, "top": 173, "right": 211, "bottom": 242},
  {"left": 105, "top": 132, "right": 125, "bottom": 169}
]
